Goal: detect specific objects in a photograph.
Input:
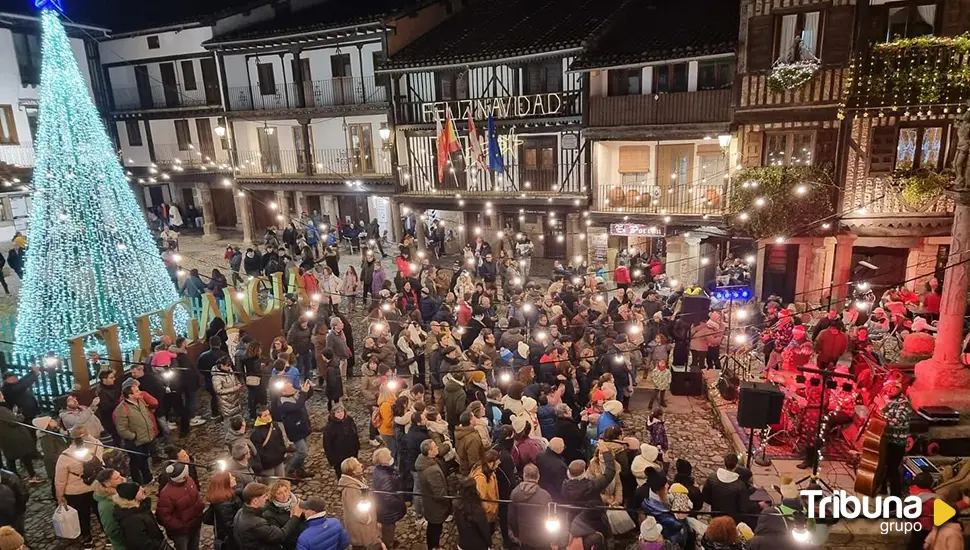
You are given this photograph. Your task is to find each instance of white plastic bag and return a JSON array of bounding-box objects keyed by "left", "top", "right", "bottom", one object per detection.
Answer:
[{"left": 53, "top": 505, "right": 81, "bottom": 539}]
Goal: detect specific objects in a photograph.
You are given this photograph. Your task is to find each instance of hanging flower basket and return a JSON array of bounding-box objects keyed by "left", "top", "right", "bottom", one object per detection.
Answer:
[
  {"left": 888, "top": 168, "right": 953, "bottom": 212},
  {"left": 767, "top": 59, "right": 821, "bottom": 93}
]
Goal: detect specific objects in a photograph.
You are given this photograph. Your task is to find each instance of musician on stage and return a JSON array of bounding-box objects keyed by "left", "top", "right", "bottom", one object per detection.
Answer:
[
  {"left": 781, "top": 325, "right": 813, "bottom": 372},
  {"left": 795, "top": 374, "right": 824, "bottom": 470},
  {"left": 880, "top": 378, "right": 912, "bottom": 497}
]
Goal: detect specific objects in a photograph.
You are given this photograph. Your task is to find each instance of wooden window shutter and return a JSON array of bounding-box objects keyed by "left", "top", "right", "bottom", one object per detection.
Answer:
[
  {"left": 746, "top": 15, "right": 775, "bottom": 72},
  {"left": 744, "top": 130, "right": 764, "bottom": 167},
  {"left": 868, "top": 125, "right": 897, "bottom": 176},
  {"left": 618, "top": 146, "right": 651, "bottom": 173},
  {"left": 821, "top": 6, "right": 856, "bottom": 65},
  {"left": 815, "top": 128, "right": 839, "bottom": 168}
]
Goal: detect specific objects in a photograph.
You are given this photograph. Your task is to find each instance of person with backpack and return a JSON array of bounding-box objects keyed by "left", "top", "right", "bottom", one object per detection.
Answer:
[{"left": 54, "top": 426, "right": 105, "bottom": 549}]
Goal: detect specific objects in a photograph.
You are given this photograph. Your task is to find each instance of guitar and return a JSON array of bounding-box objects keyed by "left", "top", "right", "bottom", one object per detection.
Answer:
[{"left": 854, "top": 407, "right": 888, "bottom": 497}]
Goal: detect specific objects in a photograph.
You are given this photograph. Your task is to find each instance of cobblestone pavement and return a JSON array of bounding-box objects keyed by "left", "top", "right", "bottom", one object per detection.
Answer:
[{"left": 14, "top": 233, "right": 734, "bottom": 550}]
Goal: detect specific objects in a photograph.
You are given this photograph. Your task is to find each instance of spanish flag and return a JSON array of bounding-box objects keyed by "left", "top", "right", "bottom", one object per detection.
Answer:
[{"left": 436, "top": 108, "right": 460, "bottom": 183}]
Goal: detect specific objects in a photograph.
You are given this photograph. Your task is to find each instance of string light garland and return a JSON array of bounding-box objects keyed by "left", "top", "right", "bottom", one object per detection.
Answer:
[{"left": 14, "top": 10, "right": 186, "bottom": 358}]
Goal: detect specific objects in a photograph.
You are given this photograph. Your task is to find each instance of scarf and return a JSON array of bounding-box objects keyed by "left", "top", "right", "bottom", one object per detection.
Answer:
[
  {"left": 273, "top": 493, "right": 298, "bottom": 511},
  {"left": 254, "top": 416, "right": 273, "bottom": 427}
]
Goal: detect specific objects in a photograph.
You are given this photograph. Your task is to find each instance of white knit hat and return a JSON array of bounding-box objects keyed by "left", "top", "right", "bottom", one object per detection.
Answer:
[{"left": 603, "top": 400, "right": 623, "bottom": 417}]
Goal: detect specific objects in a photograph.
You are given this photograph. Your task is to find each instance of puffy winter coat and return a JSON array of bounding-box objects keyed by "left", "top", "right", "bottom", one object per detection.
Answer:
[
  {"left": 471, "top": 464, "right": 499, "bottom": 522},
  {"left": 203, "top": 497, "right": 243, "bottom": 550},
  {"left": 296, "top": 515, "right": 350, "bottom": 550},
  {"left": 510, "top": 481, "right": 555, "bottom": 549},
  {"left": 287, "top": 324, "right": 313, "bottom": 355},
  {"left": 415, "top": 454, "right": 451, "bottom": 523},
  {"left": 455, "top": 425, "right": 485, "bottom": 476},
  {"left": 402, "top": 425, "right": 430, "bottom": 475},
  {"left": 455, "top": 500, "right": 491, "bottom": 550},
  {"left": 322, "top": 411, "right": 359, "bottom": 469},
  {"left": 371, "top": 465, "right": 406, "bottom": 524},
  {"left": 250, "top": 422, "right": 287, "bottom": 471},
  {"left": 273, "top": 390, "right": 313, "bottom": 442},
  {"left": 0, "top": 407, "right": 35, "bottom": 460},
  {"left": 337, "top": 475, "right": 380, "bottom": 547},
  {"left": 212, "top": 367, "right": 243, "bottom": 418},
  {"left": 442, "top": 374, "right": 467, "bottom": 427},
  {"left": 234, "top": 504, "right": 302, "bottom": 550},
  {"left": 93, "top": 486, "right": 125, "bottom": 549},
  {"left": 113, "top": 496, "right": 170, "bottom": 550},
  {"left": 262, "top": 500, "right": 305, "bottom": 550},
  {"left": 156, "top": 477, "right": 205, "bottom": 535},
  {"left": 535, "top": 448, "right": 568, "bottom": 501},
  {"left": 701, "top": 468, "right": 754, "bottom": 524},
  {"left": 114, "top": 396, "right": 159, "bottom": 446}
]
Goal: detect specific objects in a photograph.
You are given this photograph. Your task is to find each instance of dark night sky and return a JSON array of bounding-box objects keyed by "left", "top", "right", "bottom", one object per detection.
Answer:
[{"left": 0, "top": 0, "right": 247, "bottom": 32}]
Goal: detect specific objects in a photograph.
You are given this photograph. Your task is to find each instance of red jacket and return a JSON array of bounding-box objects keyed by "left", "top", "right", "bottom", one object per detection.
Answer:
[
  {"left": 156, "top": 477, "right": 205, "bottom": 535},
  {"left": 395, "top": 256, "right": 411, "bottom": 278},
  {"left": 615, "top": 266, "right": 631, "bottom": 285},
  {"left": 815, "top": 329, "right": 848, "bottom": 365}
]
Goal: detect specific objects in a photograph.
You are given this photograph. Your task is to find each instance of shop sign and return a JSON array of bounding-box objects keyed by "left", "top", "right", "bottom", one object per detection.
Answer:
[
  {"left": 609, "top": 223, "right": 664, "bottom": 237},
  {"left": 421, "top": 93, "right": 565, "bottom": 122}
]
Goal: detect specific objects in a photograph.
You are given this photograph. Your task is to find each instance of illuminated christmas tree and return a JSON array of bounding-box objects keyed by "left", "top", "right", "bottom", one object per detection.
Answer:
[{"left": 14, "top": 7, "right": 185, "bottom": 357}]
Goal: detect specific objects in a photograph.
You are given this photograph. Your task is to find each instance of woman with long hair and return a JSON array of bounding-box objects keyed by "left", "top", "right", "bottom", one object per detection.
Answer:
[
  {"left": 243, "top": 341, "right": 266, "bottom": 419},
  {"left": 455, "top": 477, "right": 491, "bottom": 550},
  {"left": 203, "top": 471, "right": 242, "bottom": 550},
  {"left": 208, "top": 268, "right": 227, "bottom": 300},
  {"left": 343, "top": 265, "right": 361, "bottom": 312}
]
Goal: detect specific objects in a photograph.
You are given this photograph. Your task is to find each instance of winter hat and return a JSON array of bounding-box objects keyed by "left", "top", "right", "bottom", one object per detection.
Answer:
[
  {"left": 116, "top": 481, "right": 140, "bottom": 501},
  {"left": 121, "top": 378, "right": 138, "bottom": 392},
  {"left": 164, "top": 461, "right": 190, "bottom": 483},
  {"left": 616, "top": 334, "right": 628, "bottom": 344},
  {"left": 498, "top": 318, "right": 509, "bottom": 329},
  {"left": 603, "top": 400, "right": 623, "bottom": 417},
  {"left": 675, "top": 458, "right": 693, "bottom": 477},
  {"left": 470, "top": 371, "right": 486, "bottom": 384},
  {"left": 517, "top": 341, "right": 530, "bottom": 359},
  {"left": 522, "top": 396, "right": 538, "bottom": 414},
  {"left": 912, "top": 316, "right": 937, "bottom": 333},
  {"left": 0, "top": 526, "right": 24, "bottom": 550},
  {"left": 511, "top": 414, "right": 528, "bottom": 434},
  {"left": 591, "top": 389, "right": 607, "bottom": 403},
  {"left": 737, "top": 522, "right": 755, "bottom": 541},
  {"left": 421, "top": 287, "right": 430, "bottom": 295},
  {"left": 639, "top": 443, "right": 660, "bottom": 463},
  {"left": 639, "top": 517, "right": 663, "bottom": 542},
  {"left": 32, "top": 416, "right": 52, "bottom": 431},
  {"left": 669, "top": 483, "right": 692, "bottom": 515}
]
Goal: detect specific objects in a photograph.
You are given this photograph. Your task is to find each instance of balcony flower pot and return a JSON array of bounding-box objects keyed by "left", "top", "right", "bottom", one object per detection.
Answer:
[
  {"left": 767, "top": 59, "right": 820, "bottom": 94},
  {"left": 888, "top": 168, "right": 953, "bottom": 212}
]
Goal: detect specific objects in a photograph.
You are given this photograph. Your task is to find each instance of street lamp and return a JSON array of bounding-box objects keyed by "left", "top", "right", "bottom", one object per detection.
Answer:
[
  {"left": 718, "top": 134, "right": 732, "bottom": 149},
  {"left": 379, "top": 123, "right": 391, "bottom": 142},
  {"left": 214, "top": 125, "right": 227, "bottom": 138}
]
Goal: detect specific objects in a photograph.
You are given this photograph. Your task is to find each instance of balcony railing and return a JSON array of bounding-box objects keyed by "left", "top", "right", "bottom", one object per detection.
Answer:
[
  {"left": 394, "top": 90, "right": 583, "bottom": 125},
  {"left": 593, "top": 181, "right": 728, "bottom": 216},
  {"left": 154, "top": 143, "right": 230, "bottom": 168},
  {"left": 234, "top": 148, "right": 392, "bottom": 177},
  {"left": 849, "top": 37, "right": 970, "bottom": 110},
  {"left": 400, "top": 162, "right": 584, "bottom": 195},
  {"left": 111, "top": 85, "right": 222, "bottom": 111},
  {"left": 0, "top": 144, "right": 35, "bottom": 168},
  {"left": 589, "top": 89, "right": 733, "bottom": 127},
  {"left": 227, "top": 76, "right": 387, "bottom": 112}
]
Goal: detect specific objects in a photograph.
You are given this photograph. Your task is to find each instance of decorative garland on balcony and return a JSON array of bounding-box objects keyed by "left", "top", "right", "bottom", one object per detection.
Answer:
[
  {"left": 767, "top": 58, "right": 821, "bottom": 93},
  {"left": 727, "top": 166, "right": 834, "bottom": 239},
  {"left": 888, "top": 167, "right": 953, "bottom": 212},
  {"left": 854, "top": 34, "right": 970, "bottom": 112}
]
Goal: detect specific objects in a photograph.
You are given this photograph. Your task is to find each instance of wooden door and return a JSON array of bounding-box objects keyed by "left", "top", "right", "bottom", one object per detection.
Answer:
[
  {"left": 250, "top": 190, "right": 277, "bottom": 231},
  {"left": 292, "top": 57, "right": 313, "bottom": 107},
  {"left": 257, "top": 130, "right": 281, "bottom": 174},
  {"left": 338, "top": 195, "right": 368, "bottom": 226},
  {"left": 519, "top": 136, "right": 558, "bottom": 192},
  {"left": 135, "top": 66, "right": 153, "bottom": 108},
  {"left": 348, "top": 123, "right": 374, "bottom": 173},
  {"left": 763, "top": 244, "right": 798, "bottom": 303},
  {"left": 159, "top": 63, "right": 180, "bottom": 107},
  {"left": 657, "top": 144, "right": 693, "bottom": 211},
  {"left": 200, "top": 58, "right": 220, "bottom": 105},
  {"left": 196, "top": 119, "right": 215, "bottom": 161},
  {"left": 293, "top": 126, "right": 314, "bottom": 174},
  {"left": 210, "top": 188, "right": 238, "bottom": 228},
  {"left": 181, "top": 188, "right": 196, "bottom": 208},
  {"left": 543, "top": 210, "right": 566, "bottom": 258},
  {"left": 331, "top": 54, "right": 353, "bottom": 105}
]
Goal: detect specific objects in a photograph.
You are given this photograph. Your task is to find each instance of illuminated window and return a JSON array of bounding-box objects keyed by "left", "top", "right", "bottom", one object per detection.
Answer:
[
  {"left": 764, "top": 131, "right": 815, "bottom": 166},
  {"left": 895, "top": 126, "right": 945, "bottom": 170}
]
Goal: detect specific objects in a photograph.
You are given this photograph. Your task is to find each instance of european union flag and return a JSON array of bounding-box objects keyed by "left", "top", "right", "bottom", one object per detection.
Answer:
[{"left": 487, "top": 114, "right": 505, "bottom": 174}]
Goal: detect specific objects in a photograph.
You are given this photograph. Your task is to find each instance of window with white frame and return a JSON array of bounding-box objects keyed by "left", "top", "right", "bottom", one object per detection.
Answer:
[
  {"left": 776, "top": 11, "right": 821, "bottom": 62},
  {"left": 764, "top": 131, "right": 815, "bottom": 166}
]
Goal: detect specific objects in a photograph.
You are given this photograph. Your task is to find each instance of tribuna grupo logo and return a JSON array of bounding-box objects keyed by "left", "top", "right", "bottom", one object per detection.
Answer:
[{"left": 802, "top": 490, "right": 956, "bottom": 535}]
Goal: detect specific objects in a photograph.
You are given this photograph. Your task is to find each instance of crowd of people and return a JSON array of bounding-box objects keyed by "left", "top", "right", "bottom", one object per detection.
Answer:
[{"left": 0, "top": 221, "right": 963, "bottom": 550}]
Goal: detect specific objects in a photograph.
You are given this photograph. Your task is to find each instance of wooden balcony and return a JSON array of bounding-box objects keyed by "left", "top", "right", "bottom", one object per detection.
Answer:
[
  {"left": 848, "top": 37, "right": 970, "bottom": 111},
  {"left": 588, "top": 89, "right": 732, "bottom": 127}
]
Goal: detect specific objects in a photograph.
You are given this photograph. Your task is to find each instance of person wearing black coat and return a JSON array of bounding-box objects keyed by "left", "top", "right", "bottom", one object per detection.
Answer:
[
  {"left": 0, "top": 469, "right": 26, "bottom": 534},
  {"left": 535, "top": 439, "right": 568, "bottom": 501},
  {"left": 419, "top": 292, "right": 440, "bottom": 323},
  {"left": 197, "top": 338, "right": 228, "bottom": 420},
  {"left": 2, "top": 369, "right": 40, "bottom": 426},
  {"left": 561, "top": 451, "right": 616, "bottom": 536},
  {"left": 324, "top": 354, "right": 343, "bottom": 411},
  {"left": 250, "top": 408, "right": 287, "bottom": 477},
  {"left": 243, "top": 249, "right": 262, "bottom": 277},
  {"left": 702, "top": 454, "right": 759, "bottom": 524},
  {"left": 234, "top": 483, "right": 302, "bottom": 550},
  {"left": 96, "top": 369, "right": 123, "bottom": 442},
  {"left": 203, "top": 488, "right": 243, "bottom": 550},
  {"left": 113, "top": 483, "right": 170, "bottom": 550},
  {"left": 554, "top": 408, "right": 585, "bottom": 464},
  {"left": 371, "top": 448, "right": 406, "bottom": 546},
  {"left": 492, "top": 425, "right": 518, "bottom": 548},
  {"left": 674, "top": 459, "right": 705, "bottom": 512},
  {"left": 455, "top": 478, "right": 492, "bottom": 550},
  {"left": 322, "top": 406, "right": 359, "bottom": 479},
  {"left": 270, "top": 383, "right": 312, "bottom": 478}
]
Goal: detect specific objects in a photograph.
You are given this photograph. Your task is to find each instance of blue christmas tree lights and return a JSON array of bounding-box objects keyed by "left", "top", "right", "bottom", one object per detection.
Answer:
[{"left": 14, "top": 10, "right": 186, "bottom": 357}]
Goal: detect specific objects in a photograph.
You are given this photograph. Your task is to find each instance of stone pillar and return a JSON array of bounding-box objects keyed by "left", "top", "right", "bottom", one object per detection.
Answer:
[
  {"left": 912, "top": 191, "right": 970, "bottom": 409},
  {"left": 831, "top": 235, "right": 857, "bottom": 305},
  {"left": 236, "top": 191, "right": 254, "bottom": 246},
  {"left": 754, "top": 242, "right": 767, "bottom": 301},
  {"left": 822, "top": 236, "right": 837, "bottom": 306},
  {"left": 196, "top": 183, "right": 222, "bottom": 242},
  {"left": 324, "top": 196, "right": 340, "bottom": 225},
  {"left": 794, "top": 238, "right": 830, "bottom": 306},
  {"left": 294, "top": 191, "right": 308, "bottom": 218},
  {"left": 665, "top": 235, "right": 701, "bottom": 287},
  {"left": 389, "top": 198, "right": 404, "bottom": 244},
  {"left": 567, "top": 213, "right": 584, "bottom": 265},
  {"left": 416, "top": 210, "right": 427, "bottom": 251}
]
